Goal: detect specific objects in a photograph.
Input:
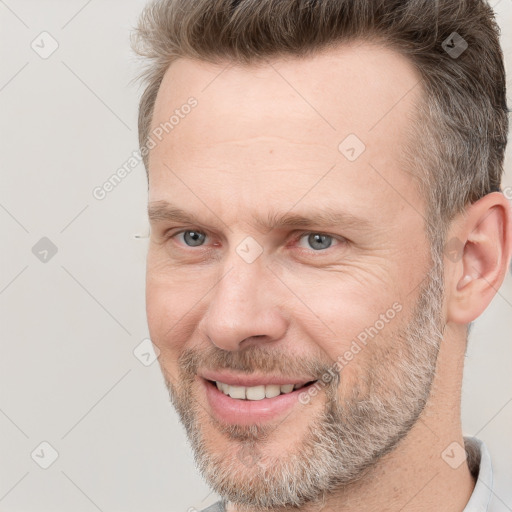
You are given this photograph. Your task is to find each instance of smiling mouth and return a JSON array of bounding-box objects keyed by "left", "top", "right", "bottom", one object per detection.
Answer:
[{"left": 206, "top": 379, "right": 318, "bottom": 400}]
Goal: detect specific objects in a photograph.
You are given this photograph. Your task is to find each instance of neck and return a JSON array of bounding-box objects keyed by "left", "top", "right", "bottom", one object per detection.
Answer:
[{"left": 228, "top": 324, "right": 476, "bottom": 512}]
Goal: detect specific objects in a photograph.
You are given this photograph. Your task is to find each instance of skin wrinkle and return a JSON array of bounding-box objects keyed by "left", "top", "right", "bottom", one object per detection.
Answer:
[
  {"left": 143, "top": 36, "right": 511, "bottom": 511},
  {"left": 168, "top": 269, "right": 442, "bottom": 508},
  {"left": 147, "top": 48, "right": 428, "bottom": 506}
]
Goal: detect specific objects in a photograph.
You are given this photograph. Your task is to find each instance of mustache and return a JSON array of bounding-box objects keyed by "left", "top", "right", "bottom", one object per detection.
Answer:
[{"left": 177, "top": 344, "right": 337, "bottom": 382}]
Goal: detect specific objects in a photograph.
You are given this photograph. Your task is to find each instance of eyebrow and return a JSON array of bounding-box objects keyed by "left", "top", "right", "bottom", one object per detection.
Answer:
[{"left": 147, "top": 200, "right": 372, "bottom": 232}]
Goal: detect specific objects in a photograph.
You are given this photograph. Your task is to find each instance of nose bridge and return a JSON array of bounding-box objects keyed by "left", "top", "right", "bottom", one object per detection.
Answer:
[{"left": 200, "top": 249, "right": 287, "bottom": 351}]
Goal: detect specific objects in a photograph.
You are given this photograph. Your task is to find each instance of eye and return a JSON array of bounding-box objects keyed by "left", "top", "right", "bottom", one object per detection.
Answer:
[
  {"left": 175, "top": 230, "right": 207, "bottom": 247},
  {"left": 296, "top": 232, "right": 338, "bottom": 251}
]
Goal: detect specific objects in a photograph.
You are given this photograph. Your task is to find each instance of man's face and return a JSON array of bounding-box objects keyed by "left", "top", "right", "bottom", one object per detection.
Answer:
[{"left": 146, "top": 42, "right": 445, "bottom": 507}]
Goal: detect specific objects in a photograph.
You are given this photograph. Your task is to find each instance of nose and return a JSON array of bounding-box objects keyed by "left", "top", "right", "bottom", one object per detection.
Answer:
[{"left": 198, "top": 258, "right": 288, "bottom": 351}]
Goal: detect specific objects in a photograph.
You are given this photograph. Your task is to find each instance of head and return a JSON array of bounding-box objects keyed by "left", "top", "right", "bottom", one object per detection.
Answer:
[{"left": 133, "top": 0, "right": 511, "bottom": 508}]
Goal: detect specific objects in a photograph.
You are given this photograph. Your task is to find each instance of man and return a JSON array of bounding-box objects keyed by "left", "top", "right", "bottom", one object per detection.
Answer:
[{"left": 132, "top": 0, "right": 511, "bottom": 510}]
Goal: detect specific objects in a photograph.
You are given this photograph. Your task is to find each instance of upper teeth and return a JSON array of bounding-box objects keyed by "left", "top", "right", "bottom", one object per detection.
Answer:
[{"left": 215, "top": 382, "right": 298, "bottom": 400}]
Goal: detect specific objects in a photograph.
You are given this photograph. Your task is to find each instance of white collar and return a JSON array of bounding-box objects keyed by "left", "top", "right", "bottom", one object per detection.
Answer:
[{"left": 462, "top": 436, "right": 493, "bottom": 511}]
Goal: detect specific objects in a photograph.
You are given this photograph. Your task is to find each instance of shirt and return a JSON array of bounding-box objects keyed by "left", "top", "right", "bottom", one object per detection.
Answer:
[{"left": 199, "top": 436, "right": 494, "bottom": 512}]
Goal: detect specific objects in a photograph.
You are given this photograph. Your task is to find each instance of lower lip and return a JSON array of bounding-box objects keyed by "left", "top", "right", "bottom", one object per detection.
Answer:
[{"left": 201, "top": 378, "right": 317, "bottom": 425}]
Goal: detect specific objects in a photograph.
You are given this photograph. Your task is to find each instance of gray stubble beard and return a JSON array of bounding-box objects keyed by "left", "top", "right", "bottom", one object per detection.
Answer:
[{"left": 165, "top": 258, "right": 445, "bottom": 510}]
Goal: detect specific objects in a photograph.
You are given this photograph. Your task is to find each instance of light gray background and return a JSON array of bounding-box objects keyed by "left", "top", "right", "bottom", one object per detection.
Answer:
[{"left": 0, "top": 1, "right": 511, "bottom": 511}]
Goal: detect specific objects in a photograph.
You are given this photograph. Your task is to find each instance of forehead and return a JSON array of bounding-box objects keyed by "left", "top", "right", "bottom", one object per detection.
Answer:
[
  {"left": 151, "top": 41, "right": 421, "bottom": 140},
  {"left": 148, "top": 41, "right": 424, "bottom": 223}
]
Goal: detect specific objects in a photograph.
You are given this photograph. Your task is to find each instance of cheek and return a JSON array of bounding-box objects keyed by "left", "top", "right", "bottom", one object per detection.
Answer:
[
  {"left": 282, "top": 268, "right": 403, "bottom": 366},
  {"left": 145, "top": 261, "right": 214, "bottom": 355},
  {"left": 146, "top": 278, "right": 194, "bottom": 380}
]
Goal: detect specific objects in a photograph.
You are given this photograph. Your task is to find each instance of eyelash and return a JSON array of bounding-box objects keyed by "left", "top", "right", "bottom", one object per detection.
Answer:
[{"left": 165, "top": 229, "right": 346, "bottom": 255}]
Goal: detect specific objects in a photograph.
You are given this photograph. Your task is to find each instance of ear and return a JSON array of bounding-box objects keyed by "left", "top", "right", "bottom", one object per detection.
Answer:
[{"left": 445, "top": 192, "right": 512, "bottom": 325}]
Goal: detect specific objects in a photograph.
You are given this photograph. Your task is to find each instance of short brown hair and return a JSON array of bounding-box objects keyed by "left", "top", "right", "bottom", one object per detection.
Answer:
[{"left": 131, "top": 0, "right": 508, "bottom": 245}]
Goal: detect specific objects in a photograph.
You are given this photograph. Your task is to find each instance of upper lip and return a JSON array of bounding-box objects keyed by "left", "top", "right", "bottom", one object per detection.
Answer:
[{"left": 200, "top": 370, "right": 317, "bottom": 388}]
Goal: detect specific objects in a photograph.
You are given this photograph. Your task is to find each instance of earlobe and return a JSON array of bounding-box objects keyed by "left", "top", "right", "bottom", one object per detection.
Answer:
[{"left": 446, "top": 192, "right": 512, "bottom": 325}]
